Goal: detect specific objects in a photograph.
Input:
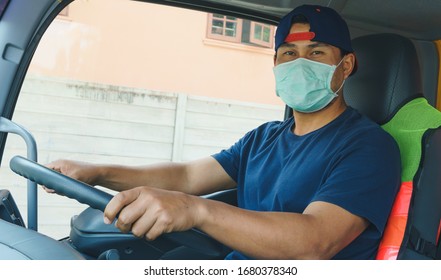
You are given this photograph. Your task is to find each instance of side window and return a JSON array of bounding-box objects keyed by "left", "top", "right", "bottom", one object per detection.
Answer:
[{"left": 4, "top": 1, "right": 283, "bottom": 239}]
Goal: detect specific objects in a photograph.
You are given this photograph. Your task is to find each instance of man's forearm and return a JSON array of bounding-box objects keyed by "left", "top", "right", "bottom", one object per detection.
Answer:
[
  {"left": 194, "top": 198, "right": 368, "bottom": 260},
  {"left": 96, "top": 156, "right": 236, "bottom": 195},
  {"left": 94, "top": 162, "right": 190, "bottom": 192}
]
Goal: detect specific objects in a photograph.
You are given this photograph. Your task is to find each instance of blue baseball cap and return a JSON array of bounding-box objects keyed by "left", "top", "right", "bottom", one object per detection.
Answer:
[{"left": 275, "top": 5, "right": 354, "bottom": 53}]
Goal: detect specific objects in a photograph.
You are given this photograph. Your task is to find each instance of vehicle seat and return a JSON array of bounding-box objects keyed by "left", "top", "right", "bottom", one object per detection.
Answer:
[{"left": 345, "top": 33, "right": 441, "bottom": 259}]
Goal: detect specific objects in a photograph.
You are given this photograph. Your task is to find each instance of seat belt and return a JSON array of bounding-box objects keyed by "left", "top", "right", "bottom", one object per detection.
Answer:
[{"left": 407, "top": 225, "right": 441, "bottom": 259}]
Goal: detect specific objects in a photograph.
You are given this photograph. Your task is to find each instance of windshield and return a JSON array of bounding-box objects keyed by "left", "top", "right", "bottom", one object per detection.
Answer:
[{"left": 2, "top": 0, "right": 283, "bottom": 239}]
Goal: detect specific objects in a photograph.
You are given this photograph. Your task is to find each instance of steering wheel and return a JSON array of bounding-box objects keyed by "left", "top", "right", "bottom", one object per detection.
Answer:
[{"left": 9, "top": 155, "right": 225, "bottom": 257}]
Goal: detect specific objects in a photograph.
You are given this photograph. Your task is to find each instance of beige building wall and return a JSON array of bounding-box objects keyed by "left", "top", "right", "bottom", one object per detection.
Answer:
[{"left": 29, "top": 0, "right": 283, "bottom": 106}]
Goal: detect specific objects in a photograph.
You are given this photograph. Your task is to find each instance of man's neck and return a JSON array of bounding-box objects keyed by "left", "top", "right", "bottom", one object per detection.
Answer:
[{"left": 292, "top": 101, "right": 347, "bottom": 136}]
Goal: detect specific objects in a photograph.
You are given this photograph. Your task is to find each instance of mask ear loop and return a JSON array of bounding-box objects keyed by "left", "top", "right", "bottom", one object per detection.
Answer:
[
  {"left": 333, "top": 79, "right": 345, "bottom": 95},
  {"left": 332, "top": 56, "right": 347, "bottom": 95}
]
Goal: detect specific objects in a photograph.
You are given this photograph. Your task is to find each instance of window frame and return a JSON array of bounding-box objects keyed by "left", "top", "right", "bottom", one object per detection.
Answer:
[
  {"left": 206, "top": 13, "right": 275, "bottom": 49},
  {"left": 206, "top": 13, "right": 243, "bottom": 43},
  {"left": 249, "top": 21, "right": 274, "bottom": 48}
]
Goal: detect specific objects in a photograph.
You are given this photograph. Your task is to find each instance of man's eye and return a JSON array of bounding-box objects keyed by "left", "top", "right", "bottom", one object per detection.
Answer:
[
  {"left": 284, "top": 51, "right": 295, "bottom": 56},
  {"left": 311, "top": 51, "right": 323, "bottom": 56}
]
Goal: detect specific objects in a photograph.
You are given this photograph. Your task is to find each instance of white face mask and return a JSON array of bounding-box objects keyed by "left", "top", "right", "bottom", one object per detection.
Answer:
[{"left": 273, "top": 58, "right": 345, "bottom": 113}]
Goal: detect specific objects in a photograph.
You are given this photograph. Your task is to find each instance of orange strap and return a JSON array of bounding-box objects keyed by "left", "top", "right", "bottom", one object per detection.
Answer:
[{"left": 376, "top": 181, "right": 413, "bottom": 260}]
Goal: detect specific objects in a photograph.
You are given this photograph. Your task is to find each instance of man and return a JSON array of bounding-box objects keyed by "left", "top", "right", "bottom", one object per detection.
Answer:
[{"left": 46, "top": 5, "right": 400, "bottom": 259}]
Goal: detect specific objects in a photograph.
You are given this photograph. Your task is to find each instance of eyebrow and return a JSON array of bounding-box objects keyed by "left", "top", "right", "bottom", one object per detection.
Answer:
[{"left": 279, "top": 42, "right": 331, "bottom": 49}]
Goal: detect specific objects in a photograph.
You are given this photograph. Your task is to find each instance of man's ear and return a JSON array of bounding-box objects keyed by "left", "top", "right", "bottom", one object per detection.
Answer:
[
  {"left": 273, "top": 53, "right": 277, "bottom": 66},
  {"left": 342, "top": 53, "right": 356, "bottom": 78}
]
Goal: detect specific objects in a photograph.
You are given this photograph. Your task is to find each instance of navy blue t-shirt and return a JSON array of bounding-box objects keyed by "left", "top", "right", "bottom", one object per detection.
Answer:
[{"left": 212, "top": 107, "right": 401, "bottom": 260}]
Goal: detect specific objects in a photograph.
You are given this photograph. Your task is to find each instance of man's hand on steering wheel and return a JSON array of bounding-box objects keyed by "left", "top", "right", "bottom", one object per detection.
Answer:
[
  {"left": 104, "top": 186, "right": 204, "bottom": 241},
  {"left": 44, "top": 159, "right": 100, "bottom": 193}
]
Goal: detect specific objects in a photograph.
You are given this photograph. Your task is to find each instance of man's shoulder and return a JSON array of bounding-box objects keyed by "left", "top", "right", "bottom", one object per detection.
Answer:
[
  {"left": 342, "top": 108, "right": 399, "bottom": 150},
  {"left": 346, "top": 107, "right": 390, "bottom": 135}
]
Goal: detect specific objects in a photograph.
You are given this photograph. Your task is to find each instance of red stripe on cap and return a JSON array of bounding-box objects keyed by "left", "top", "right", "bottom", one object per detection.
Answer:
[{"left": 284, "top": 32, "right": 316, "bottom": 42}]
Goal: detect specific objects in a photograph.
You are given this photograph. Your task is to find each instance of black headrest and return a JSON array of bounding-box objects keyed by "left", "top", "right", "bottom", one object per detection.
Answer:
[{"left": 345, "top": 33, "right": 423, "bottom": 125}]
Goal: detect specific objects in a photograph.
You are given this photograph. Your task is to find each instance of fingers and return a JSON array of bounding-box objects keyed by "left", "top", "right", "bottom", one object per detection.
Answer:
[
  {"left": 104, "top": 187, "right": 200, "bottom": 241},
  {"left": 45, "top": 161, "right": 62, "bottom": 173},
  {"left": 44, "top": 159, "right": 97, "bottom": 185},
  {"left": 141, "top": 212, "right": 175, "bottom": 241},
  {"left": 112, "top": 193, "right": 165, "bottom": 239},
  {"left": 130, "top": 212, "right": 158, "bottom": 239},
  {"left": 104, "top": 190, "right": 137, "bottom": 227},
  {"left": 105, "top": 188, "right": 158, "bottom": 237},
  {"left": 42, "top": 186, "right": 56, "bottom": 193},
  {"left": 104, "top": 188, "right": 152, "bottom": 235},
  {"left": 42, "top": 160, "right": 64, "bottom": 193}
]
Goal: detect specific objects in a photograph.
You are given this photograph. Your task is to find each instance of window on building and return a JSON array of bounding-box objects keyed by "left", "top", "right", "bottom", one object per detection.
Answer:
[
  {"left": 208, "top": 13, "right": 242, "bottom": 43},
  {"left": 250, "top": 21, "right": 274, "bottom": 48},
  {"left": 207, "top": 13, "right": 274, "bottom": 48}
]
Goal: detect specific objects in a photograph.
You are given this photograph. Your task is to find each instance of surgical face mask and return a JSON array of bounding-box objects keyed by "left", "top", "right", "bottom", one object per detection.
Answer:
[{"left": 273, "top": 58, "right": 345, "bottom": 113}]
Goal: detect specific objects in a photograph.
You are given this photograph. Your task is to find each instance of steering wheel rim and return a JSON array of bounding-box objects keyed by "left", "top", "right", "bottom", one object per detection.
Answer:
[{"left": 9, "top": 155, "right": 225, "bottom": 257}]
